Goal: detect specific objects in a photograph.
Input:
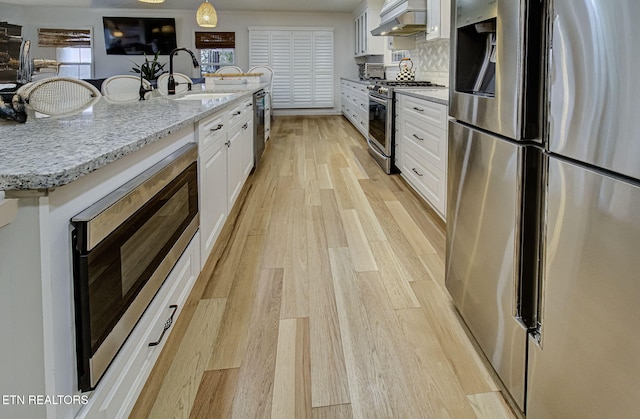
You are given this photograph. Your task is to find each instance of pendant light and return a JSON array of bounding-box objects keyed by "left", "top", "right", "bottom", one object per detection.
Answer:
[{"left": 196, "top": 0, "right": 218, "bottom": 28}]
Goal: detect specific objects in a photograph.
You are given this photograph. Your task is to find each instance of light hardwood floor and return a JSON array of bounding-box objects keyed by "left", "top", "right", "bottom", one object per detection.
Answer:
[{"left": 130, "top": 115, "right": 517, "bottom": 419}]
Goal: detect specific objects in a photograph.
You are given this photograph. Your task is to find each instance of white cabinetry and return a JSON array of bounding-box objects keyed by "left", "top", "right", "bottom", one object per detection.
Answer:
[
  {"left": 396, "top": 93, "right": 448, "bottom": 218},
  {"left": 427, "top": 0, "right": 452, "bottom": 40},
  {"left": 226, "top": 97, "right": 254, "bottom": 211},
  {"left": 249, "top": 28, "right": 334, "bottom": 109},
  {"left": 340, "top": 79, "right": 369, "bottom": 138},
  {"left": 197, "top": 96, "right": 254, "bottom": 264},
  {"left": 353, "top": 0, "right": 385, "bottom": 56},
  {"left": 198, "top": 112, "right": 228, "bottom": 261}
]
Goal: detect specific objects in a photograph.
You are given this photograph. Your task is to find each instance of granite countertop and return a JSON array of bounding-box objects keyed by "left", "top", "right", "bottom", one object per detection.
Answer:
[
  {"left": 0, "top": 82, "right": 268, "bottom": 191},
  {"left": 395, "top": 87, "right": 450, "bottom": 106}
]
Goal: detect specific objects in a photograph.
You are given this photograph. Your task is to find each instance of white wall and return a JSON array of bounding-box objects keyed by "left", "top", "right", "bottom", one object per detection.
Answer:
[{"left": 0, "top": 3, "right": 357, "bottom": 113}]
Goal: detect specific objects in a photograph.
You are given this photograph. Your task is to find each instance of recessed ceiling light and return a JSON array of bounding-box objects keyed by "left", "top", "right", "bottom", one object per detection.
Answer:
[{"left": 138, "top": 0, "right": 165, "bottom": 3}]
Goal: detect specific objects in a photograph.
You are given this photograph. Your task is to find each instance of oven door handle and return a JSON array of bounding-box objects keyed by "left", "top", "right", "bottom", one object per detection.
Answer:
[
  {"left": 367, "top": 137, "right": 389, "bottom": 160},
  {"left": 369, "top": 95, "right": 387, "bottom": 106}
]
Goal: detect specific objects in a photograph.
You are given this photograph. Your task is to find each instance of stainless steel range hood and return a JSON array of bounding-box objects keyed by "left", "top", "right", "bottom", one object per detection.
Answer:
[{"left": 371, "top": 0, "right": 427, "bottom": 36}]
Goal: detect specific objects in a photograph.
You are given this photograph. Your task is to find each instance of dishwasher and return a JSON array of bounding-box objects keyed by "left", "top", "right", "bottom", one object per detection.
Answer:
[{"left": 253, "top": 89, "right": 266, "bottom": 167}]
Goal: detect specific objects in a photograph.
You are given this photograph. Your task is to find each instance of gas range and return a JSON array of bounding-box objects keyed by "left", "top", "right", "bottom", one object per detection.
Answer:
[{"left": 367, "top": 80, "right": 438, "bottom": 99}]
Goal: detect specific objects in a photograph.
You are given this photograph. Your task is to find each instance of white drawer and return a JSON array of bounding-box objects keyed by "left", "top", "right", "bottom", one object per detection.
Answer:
[
  {"left": 198, "top": 111, "right": 228, "bottom": 153},
  {"left": 397, "top": 94, "right": 448, "bottom": 131},
  {"left": 401, "top": 141, "right": 446, "bottom": 218},
  {"left": 228, "top": 98, "right": 253, "bottom": 128},
  {"left": 398, "top": 112, "right": 447, "bottom": 172}
]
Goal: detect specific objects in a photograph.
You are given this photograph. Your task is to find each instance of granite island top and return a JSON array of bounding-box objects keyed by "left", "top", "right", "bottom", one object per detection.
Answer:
[
  {"left": 395, "top": 87, "right": 449, "bottom": 106},
  {"left": 0, "top": 82, "right": 268, "bottom": 191}
]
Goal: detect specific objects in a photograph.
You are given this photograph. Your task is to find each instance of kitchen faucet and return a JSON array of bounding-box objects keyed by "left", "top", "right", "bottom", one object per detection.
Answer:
[
  {"left": 138, "top": 61, "right": 154, "bottom": 101},
  {"left": 168, "top": 48, "right": 200, "bottom": 95}
]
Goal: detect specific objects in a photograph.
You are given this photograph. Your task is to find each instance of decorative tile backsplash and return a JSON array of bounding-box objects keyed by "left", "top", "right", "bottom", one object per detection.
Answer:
[{"left": 386, "top": 37, "right": 450, "bottom": 86}]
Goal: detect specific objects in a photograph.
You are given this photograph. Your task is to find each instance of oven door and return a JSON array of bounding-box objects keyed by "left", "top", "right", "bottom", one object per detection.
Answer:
[{"left": 368, "top": 94, "right": 393, "bottom": 173}]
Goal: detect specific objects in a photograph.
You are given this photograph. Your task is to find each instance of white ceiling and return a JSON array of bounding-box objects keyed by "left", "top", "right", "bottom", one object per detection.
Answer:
[{"left": 0, "top": 0, "right": 362, "bottom": 13}]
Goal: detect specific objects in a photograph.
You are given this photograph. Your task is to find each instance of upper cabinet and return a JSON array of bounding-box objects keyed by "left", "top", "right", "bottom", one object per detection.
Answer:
[
  {"left": 427, "top": 0, "right": 451, "bottom": 40},
  {"left": 353, "top": 0, "right": 385, "bottom": 56}
]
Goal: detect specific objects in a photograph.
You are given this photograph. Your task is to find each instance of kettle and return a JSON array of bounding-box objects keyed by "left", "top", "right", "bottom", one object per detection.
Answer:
[{"left": 396, "top": 58, "right": 415, "bottom": 81}]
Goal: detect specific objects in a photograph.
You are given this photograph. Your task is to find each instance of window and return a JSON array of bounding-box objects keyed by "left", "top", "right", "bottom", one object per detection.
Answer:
[
  {"left": 391, "top": 50, "right": 410, "bottom": 64},
  {"left": 195, "top": 32, "right": 235, "bottom": 74},
  {"left": 38, "top": 28, "right": 92, "bottom": 79}
]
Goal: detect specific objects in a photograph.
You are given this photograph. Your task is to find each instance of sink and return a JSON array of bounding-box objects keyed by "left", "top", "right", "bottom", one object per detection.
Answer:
[{"left": 174, "top": 93, "right": 234, "bottom": 101}]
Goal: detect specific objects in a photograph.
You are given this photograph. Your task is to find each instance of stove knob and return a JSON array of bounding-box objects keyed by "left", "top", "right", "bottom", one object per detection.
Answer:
[{"left": 380, "top": 87, "right": 388, "bottom": 95}]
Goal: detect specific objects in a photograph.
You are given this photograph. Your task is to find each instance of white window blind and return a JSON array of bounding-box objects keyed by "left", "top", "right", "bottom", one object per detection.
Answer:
[{"left": 249, "top": 27, "right": 334, "bottom": 109}]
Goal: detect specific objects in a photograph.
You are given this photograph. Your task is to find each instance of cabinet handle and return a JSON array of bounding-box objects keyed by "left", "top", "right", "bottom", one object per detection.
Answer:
[
  {"left": 210, "top": 124, "right": 224, "bottom": 132},
  {"left": 233, "top": 111, "right": 242, "bottom": 116},
  {"left": 246, "top": 103, "right": 252, "bottom": 107},
  {"left": 225, "top": 140, "right": 231, "bottom": 147},
  {"left": 413, "top": 107, "right": 424, "bottom": 112},
  {"left": 242, "top": 123, "right": 249, "bottom": 130},
  {"left": 412, "top": 133, "right": 424, "bottom": 141},
  {"left": 149, "top": 305, "right": 178, "bottom": 347},
  {"left": 412, "top": 168, "right": 424, "bottom": 177}
]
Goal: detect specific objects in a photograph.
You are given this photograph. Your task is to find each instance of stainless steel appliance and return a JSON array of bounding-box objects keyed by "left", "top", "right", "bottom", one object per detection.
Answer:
[
  {"left": 253, "top": 89, "right": 266, "bottom": 167},
  {"left": 71, "top": 144, "right": 199, "bottom": 391},
  {"left": 447, "top": 0, "right": 544, "bottom": 411},
  {"left": 358, "top": 63, "right": 385, "bottom": 80},
  {"left": 367, "top": 80, "right": 436, "bottom": 173},
  {"left": 371, "top": 0, "right": 427, "bottom": 36},
  {"left": 448, "top": 0, "right": 640, "bottom": 416},
  {"left": 527, "top": 0, "right": 640, "bottom": 417}
]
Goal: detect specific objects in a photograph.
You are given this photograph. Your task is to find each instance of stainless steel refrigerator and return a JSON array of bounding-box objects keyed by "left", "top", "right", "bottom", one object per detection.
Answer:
[{"left": 447, "top": 0, "right": 640, "bottom": 417}]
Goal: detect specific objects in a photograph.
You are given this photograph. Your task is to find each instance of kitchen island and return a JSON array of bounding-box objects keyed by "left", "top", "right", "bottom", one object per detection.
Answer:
[{"left": 0, "top": 82, "right": 267, "bottom": 419}]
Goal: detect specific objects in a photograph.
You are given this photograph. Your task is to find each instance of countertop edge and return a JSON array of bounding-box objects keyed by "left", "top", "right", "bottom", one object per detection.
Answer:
[{"left": 395, "top": 88, "right": 450, "bottom": 106}]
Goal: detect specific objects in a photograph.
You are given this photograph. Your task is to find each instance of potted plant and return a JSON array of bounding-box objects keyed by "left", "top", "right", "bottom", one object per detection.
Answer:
[{"left": 130, "top": 51, "right": 167, "bottom": 82}]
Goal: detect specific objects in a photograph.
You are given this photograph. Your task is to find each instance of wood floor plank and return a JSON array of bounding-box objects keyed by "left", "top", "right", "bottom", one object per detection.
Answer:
[
  {"left": 328, "top": 248, "right": 395, "bottom": 419},
  {"left": 147, "top": 299, "right": 227, "bottom": 419},
  {"left": 395, "top": 308, "right": 478, "bottom": 418},
  {"left": 327, "top": 160, "right": 354, "bottom": 210},
  {"left": 340, "top": 167, "right": 386, "bottom": 243},
  {"left": 385, "top": 200, "right": 438, "bottom": 256},
  {"left": 281, "top": 189, "right": 309, "bottom": 319},
  {"left": 316, "top": 164, "right": 334, "bottom": 190},
  {"left": 467, "top": 392, "right": 517, "bottom": 419},
  {"left": 422, "top": 252, "right": 446, "bottom": 285},
  {"left": 319, "top": 189, "right": 348, "bottom": 248},
  {"left": 189, "top": 368, "right": 239, "bottom": 419},
  {"left": 312, "top": 404, "right": 354, "bottom": 419},
  {"left": 355, "top": 271, "right": 439, "bottom": 418},
  {"left": 305, "top": 158, "right": 322, "bottom": 206},
  {"left": 392, "top": 189, "right": 446, "bottom": 255},
  {"left": 231, "top": 268, "right": 284, "bottom": 418},
  {"left": 262, "top": 176, "right": 294, "bottom": 269},
  {"left": 271, "top": 318, "right": 312, "bottom": 419},
  {"left": 207, "top": 234, "right": 266, "bottom": 370},
  {"left": 307, "top": 205, "right": 350, "bottom": 407},
  {"left": 411, "top": 279, "right": 500, "bottom": 395},
  {"left": 369, "top": 241, "right": 421, "bottom": 309},
  {"left": 339, "top": 209, "right": 378, "bottom": 272}
]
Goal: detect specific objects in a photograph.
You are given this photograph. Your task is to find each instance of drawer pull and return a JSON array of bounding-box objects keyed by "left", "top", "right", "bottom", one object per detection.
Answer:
[
  {"left": 209, "top": 124, "right": 224, "bottom": 132},
  {"left": 149, "top": 305, "right": 178, "bottom": 347},
  {"left": 225, "top": 140, "right": 231, "bottom": 147},
  {"left": 242, "top": 123, "right": 249, "bottom": 130},
  {"left": 413, "top": 107, "right": 424, "bottom": 112},
  {"left": 232, "top": 111, "right": 242, "bottom": 116},
  {"left": 412, "top": 133, "right": 424, "bottom": 141},
  {"left": 412, "top": 168, "right": 424, "bottom": 177},
  {"left": 246, "top": 103, "right": 253, "bottom": 107}
]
